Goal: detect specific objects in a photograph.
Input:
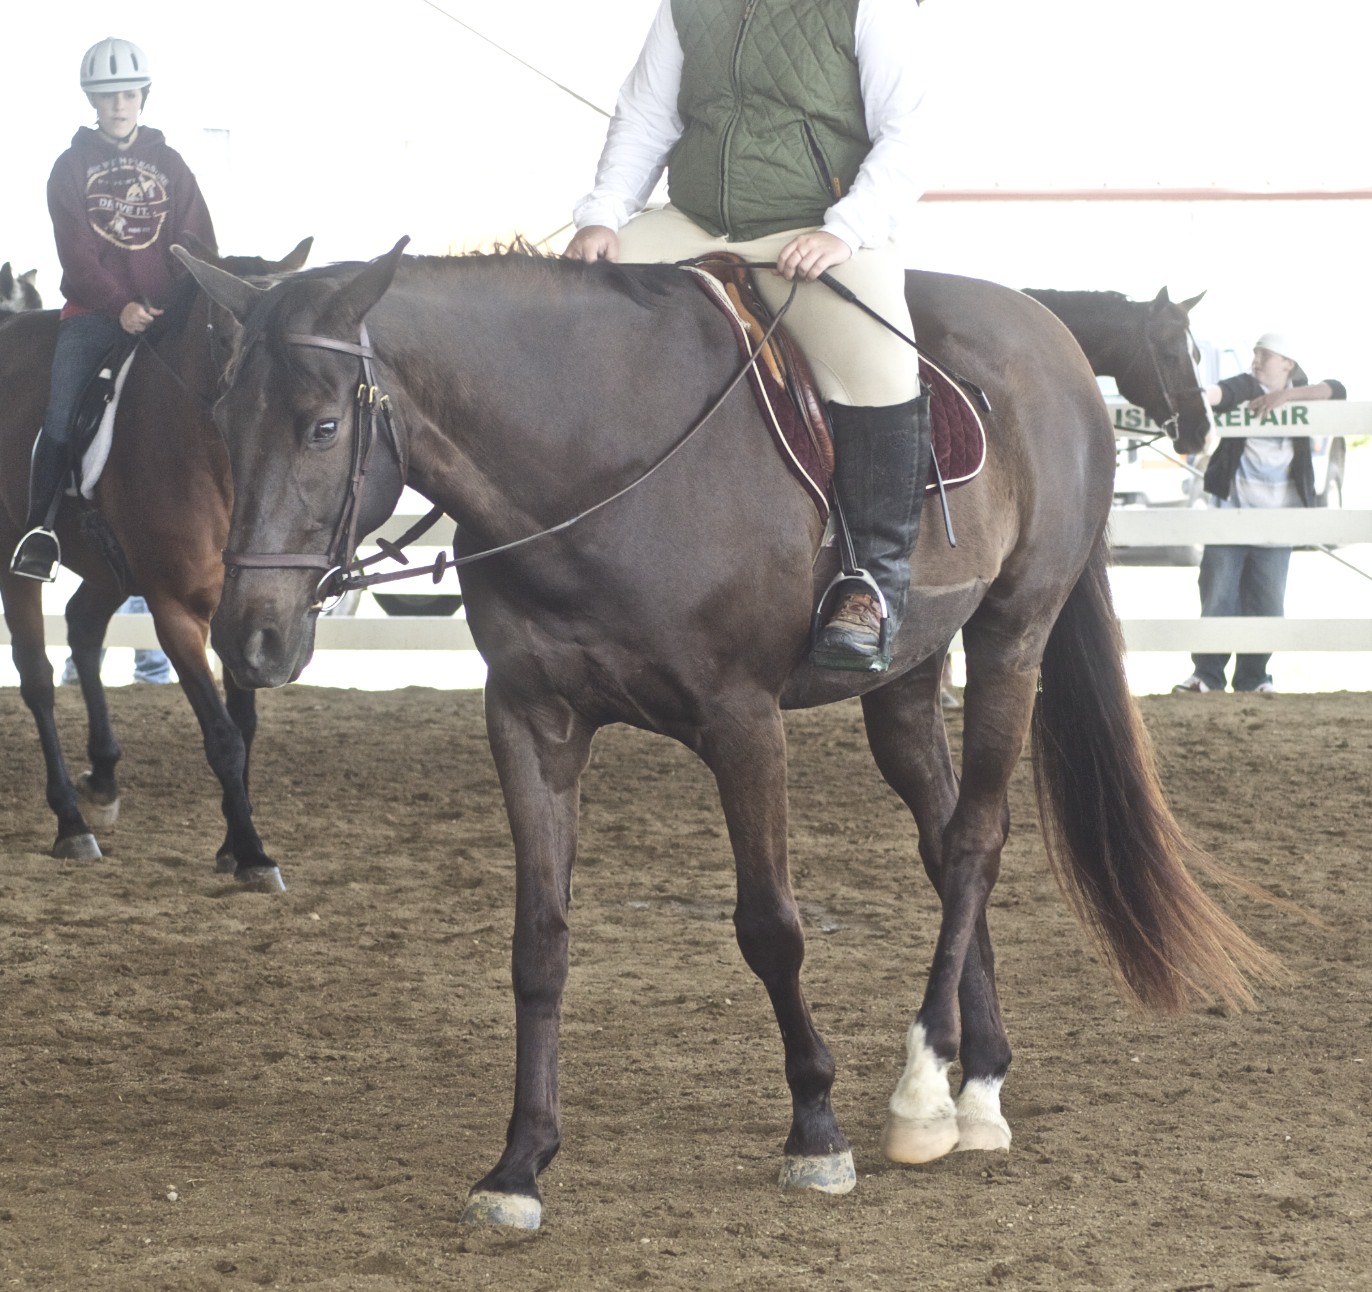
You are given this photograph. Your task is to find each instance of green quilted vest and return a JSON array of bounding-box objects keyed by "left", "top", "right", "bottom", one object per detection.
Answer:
[{"left": 668, "top": 0, "right": 869, "bottom": 241}]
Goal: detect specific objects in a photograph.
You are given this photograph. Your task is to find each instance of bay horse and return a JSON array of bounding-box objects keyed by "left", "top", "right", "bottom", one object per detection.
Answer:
[
  {"left": 1021, "top": 286, "right": 1209, "bottom": 450},
  {"left": 0, "top": 239, "right": 310, "bottom": 885},
  {"left": 177, "top": 242, "right": 1278, "bottom": 1228}
]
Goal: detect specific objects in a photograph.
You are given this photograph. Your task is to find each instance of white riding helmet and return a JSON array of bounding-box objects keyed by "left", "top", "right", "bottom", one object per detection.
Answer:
[{"left": 80, "top": 38, "right": 152, "bottom": 93}]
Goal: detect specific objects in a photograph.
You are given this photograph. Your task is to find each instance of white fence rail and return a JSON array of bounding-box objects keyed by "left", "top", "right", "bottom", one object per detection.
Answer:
[
  {"left": 8, "top": 505, "right": 1368, "bottom": 656},
  {"left": 5, "top": 404, "right": 1370, "bottom": 657}
]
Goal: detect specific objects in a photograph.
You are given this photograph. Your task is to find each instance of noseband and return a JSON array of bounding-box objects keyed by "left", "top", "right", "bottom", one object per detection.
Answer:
[{"left": 221, "top": 323, "right": 408, "bottom": 609}]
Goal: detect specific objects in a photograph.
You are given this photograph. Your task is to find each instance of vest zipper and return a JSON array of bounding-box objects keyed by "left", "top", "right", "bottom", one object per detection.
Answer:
[
  {"left": 801, "top": 119, "right": 843, "bottom": 202},
  {"left": 719, "top": 0, "right": 759, "bottom": 238}
]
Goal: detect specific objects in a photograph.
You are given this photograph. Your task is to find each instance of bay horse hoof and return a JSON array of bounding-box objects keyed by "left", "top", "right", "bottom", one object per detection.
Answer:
[
  {"left": 53, "top": 832, "right": 102, "bottom": 862},
  {"left": 778, "top": 1151, "right": 856, "bottom": 1195},
  {"left": 460, "top": 1190, "right": 542, "bottom": 1230},
  {"left": 75, "top": 772, "right": 119, "bottom": 829},
  {"left": 881, "top": 1114, "right": 959, "bottom": 1164},
  {"left": 235, "top": 865, "right": 287, "bottom": 893}
]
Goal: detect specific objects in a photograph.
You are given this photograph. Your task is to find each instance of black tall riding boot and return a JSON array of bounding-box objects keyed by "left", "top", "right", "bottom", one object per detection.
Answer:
[
  {"left": 9, "top": 431, "right": 73, "bottom": 582},
  {"left": 812, "top": 393, "right": 933, "bottom": 672}
]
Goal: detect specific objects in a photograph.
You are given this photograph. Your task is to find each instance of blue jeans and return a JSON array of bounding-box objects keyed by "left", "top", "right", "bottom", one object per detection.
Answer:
[
  {"left": 1190, "top": 543, "right": 1292, "bottom": 691},
  {"left": 44, "top": 312, "right": 124, "bottom": 446}
]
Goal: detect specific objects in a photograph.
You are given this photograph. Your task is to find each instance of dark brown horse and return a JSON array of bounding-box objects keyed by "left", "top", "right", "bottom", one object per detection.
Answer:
[
  {"left": 178, "top": 243, "right": 1277, "bottom": 1228},
  {"left": 0, "top": 239, "right": 310, "bottom": 885},
  {"left": 1022, "top": 286, "right": 1209, "bottom": 450}
]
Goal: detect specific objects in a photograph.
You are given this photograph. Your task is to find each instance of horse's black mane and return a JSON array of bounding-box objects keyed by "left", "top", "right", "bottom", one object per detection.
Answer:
[
  {"left": 1023, "top": 288, "right": 1138, "bottom": 309},
  {"left": 274, "top": 242, "right": 680, "bottom": 311}
]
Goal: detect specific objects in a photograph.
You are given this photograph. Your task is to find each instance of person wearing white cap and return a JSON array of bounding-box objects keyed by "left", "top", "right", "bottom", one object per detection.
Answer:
[
  {"left": 9, "top": 37, "right": 216, "bottom": 583},
  {"left": 1173, "top": 334, "right": 1346, "bottom": 695}
]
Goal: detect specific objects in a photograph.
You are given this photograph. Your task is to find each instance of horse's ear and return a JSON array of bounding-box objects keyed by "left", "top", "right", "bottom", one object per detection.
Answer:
[
  {"left": 1180, "top": 290, "right": 1206, "bottom": 314},
  {"left": 21, "top": 269, "right": 38, "bottom": 286},
  {"left": 0, "top": 263, "right": 12, "bottom": 292},
  {"left": 316, "top": 237, "right": 410, "bottom": 336},
  {"left": 177, "top": 230, "right": 217, "bottom": 264},
  {"left": 172, "top": 245, "right": 266, "bottom": 324},
  {"left": 275, "top": 237, "right": 314, "bottom": 273},
  {"left": 1151, "top": 287, "right": 1172, "bottom": 308}
]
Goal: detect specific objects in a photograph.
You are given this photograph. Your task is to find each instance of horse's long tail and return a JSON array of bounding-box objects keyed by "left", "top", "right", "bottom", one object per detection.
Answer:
[{"left": 1031, "top": 538, "right": 1283, "bottom": 1013}]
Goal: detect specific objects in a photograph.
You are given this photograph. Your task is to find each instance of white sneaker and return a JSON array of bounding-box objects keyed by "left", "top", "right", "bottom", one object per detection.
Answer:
[
  {"left": 1254, "top": 681, "right": 1277, "bottom": 695},
  {"left": 1171, "top": 675, "right": 1213, "bottom": 694}
]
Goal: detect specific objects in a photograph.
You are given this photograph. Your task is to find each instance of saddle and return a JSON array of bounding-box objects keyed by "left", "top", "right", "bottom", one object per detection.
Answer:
[
  {"left": 683, "top": 254, "right": 987, "bottom": 523},
  {"left": 71, "top": 337, "right": 140, "bottom": 499}
]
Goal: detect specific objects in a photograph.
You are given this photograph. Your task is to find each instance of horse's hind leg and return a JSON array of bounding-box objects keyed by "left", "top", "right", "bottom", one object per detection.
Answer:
[
  {"left": 2, "top": 573, "right": 102, "bottom": 860},
  {"left": 867, "top": 652, "right": 1037, "bottom": 1168},
  {"left": 703, "top": 697, "right": 855, "bottom": 1195},
  {"left": 64, "top": 580, "right": 125, "bottom": 829},
  {"left": 462, "top": 678, "right": 596, "bottom": 1230}
]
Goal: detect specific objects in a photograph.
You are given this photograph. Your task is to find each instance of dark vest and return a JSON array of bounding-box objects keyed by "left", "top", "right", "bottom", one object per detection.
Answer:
[{"left": 668, "top": 0, "right": 869, "bottom": 241}]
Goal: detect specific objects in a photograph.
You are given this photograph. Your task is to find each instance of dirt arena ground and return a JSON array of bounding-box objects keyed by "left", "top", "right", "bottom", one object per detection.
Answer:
[{"left": 0, "top": 683, "right": 1368, "bottom": 1290}]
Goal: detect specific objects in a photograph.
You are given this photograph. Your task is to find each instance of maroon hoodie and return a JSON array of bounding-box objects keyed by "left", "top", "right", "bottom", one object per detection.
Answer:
[{"left": 47, "top": 124, "right": 217, "bottom": 320}]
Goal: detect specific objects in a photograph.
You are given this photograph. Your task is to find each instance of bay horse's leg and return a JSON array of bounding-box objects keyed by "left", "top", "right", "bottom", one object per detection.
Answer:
[
  {"left": 1, "top": 573, "right": 102, "bottom": 860},
  {"left": 144, "top": 591, "right": 282, "bottom": 888},
  {"left": 860, "top": 654, "right": 1013, "bottom": 1162},
  {"left": 64, "top": 579, "right": 125, "bottom": 829},
  {"left": 881, "top": 634, "right": 1040, "bottom": 1166},
  {"left": 462, "top": 677, "right": 596, "bottom": 1230},
  {"left": 703, "top": 698, "right": 855, "bottom": 1195}
]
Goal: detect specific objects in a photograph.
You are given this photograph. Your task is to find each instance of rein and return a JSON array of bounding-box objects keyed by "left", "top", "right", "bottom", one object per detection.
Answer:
[{"left": 228, "top": 276, "right": 802, "bottom": 609}]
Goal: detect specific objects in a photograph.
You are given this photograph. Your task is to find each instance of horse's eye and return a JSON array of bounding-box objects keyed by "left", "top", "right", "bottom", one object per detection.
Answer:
[{"left": 309, "top": 418, "right": 339, "bottom": 447}]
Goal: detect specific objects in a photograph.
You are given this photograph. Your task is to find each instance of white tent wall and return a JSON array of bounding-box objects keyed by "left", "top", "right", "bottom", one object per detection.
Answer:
[{"left": 11, "top": 1, "right": 1366, "bottom": 385}]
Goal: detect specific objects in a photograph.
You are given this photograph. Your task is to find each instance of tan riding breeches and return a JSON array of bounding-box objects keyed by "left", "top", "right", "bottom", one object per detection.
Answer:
[{"left": 614, "top": 205, "right": 920, "bottom": 407}]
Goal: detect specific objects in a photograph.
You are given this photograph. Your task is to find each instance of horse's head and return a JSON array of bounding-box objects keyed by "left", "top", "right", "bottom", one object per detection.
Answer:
[
  {"left": 0, "top": 262, "right": 41, "bottom": 314},
  {"left": 173, "top": 237, "right": 409, "bottom": 688},
  {"left": 1118, "top": 287, "right": 1209, "bottom": 454}
]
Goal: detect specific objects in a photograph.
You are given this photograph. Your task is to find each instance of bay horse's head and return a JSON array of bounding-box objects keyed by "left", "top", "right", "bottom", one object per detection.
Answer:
[
  {"left": 1118, "top": 287, "right": 1210, "bottom": 454},
  {"left": 172, "top": 238, "right": 410, "bottom": 688}
]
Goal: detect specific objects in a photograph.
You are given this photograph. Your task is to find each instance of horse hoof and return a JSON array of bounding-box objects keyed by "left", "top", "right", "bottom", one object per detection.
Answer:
[
  {"left": 954, "top": 1078, "right": 1011, "bottom": 1152},
  {"left": 53, "top": 832, "right": 102, "bottom": 862},
  {"left": 881, "top": 1115, "right": 959, "bottom": 1165},
  {"left": 460, "top": 1190, "right": 542, "bottom": 1230},
  {"left": 778, "top": 1151, "right": 856, "bottom": 1195},
  {"left": 954, "top": 1116, "right": 1012, "bottom": 1153},
  {"left": 75, "top": 774, "right": 119, "bottom": 829},
  {"left": 235, "top": 865, "right": 287, "bottom": 893}
]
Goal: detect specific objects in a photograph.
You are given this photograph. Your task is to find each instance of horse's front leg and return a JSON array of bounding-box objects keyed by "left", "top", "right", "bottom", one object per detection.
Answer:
[
  {"left": 703, "top": 698, "right": 855, "bottom": 1195},
  {"left": 64, "top": 580, "right": 124, "bottom": 830},
  {"left": 462, "top": 677, "right": 595, "bottom": 1231},
  {"left": 2, "top": 574, "right": 102, "bottom": 860},
  {"left": 147, "top": 591, "right": 282, "bottom": 889},
  {"left": 883, "top": 655, "right": 1039, "bottom": 1165}
]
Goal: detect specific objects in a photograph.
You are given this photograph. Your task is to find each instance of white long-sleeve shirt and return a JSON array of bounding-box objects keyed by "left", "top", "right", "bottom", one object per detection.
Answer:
[{"left": 573, "top": 0, "right": 930, "bottom": 251}]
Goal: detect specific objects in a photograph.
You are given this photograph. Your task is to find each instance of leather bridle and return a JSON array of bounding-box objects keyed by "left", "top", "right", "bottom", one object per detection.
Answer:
[
  {"left": 1125, "top": 320, "right": 1204, "bottom": 441},
  {"left": 220, "top": 323, "right": 410, "bottom": 610}
]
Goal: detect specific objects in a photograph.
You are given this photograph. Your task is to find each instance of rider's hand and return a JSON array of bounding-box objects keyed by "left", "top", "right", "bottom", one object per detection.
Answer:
[
  {"left": 119, "top": 301, "right": 162, "bottom": 334},
  {"left": 563, "top": 226, "right": 620, "bottom": 263},
  {"left": 1245, "top": 387, "right": 1296, "bottom": 415},
  {"left": 775, "top": 231, "right": 852, "bottom": 281}
]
